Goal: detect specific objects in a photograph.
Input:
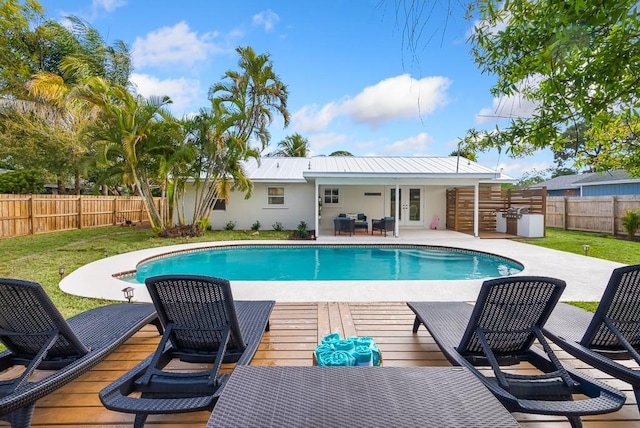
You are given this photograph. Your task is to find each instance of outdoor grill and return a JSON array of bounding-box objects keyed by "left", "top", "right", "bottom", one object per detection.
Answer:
[{"left": 502, "top": 207, "right": 529, "bottom": 219}]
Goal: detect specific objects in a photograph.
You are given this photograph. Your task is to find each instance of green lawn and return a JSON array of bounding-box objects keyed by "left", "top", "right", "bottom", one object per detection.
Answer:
[
  {"left": 1, "top": 226, "right": 635, "bottom": 316},
  {"left": 516, "top": 228, "right": 639, "bottom": 265}
]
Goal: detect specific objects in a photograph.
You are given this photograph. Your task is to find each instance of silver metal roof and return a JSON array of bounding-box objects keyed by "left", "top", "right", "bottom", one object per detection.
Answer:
[{"left": 244, "top": 156, "right": 504, "bottom": 182}]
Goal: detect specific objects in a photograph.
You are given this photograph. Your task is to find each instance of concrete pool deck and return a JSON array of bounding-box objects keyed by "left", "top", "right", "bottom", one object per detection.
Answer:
[{"left": 60, "top": 229, "right": 626, "bottom": 303}]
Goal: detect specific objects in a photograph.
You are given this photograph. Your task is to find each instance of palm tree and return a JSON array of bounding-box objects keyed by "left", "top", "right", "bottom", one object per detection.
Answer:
[
  {"left": 73, "top": 77, "right": 178, "bottom": 231},
  {"left": 209, "top": 46, "right": 290, "bottom": 152},
  {"left": 269, "top": 133, "right": 309, "bottom": 157}
]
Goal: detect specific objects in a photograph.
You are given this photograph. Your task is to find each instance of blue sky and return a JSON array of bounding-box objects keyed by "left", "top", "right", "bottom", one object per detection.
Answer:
[{"left": 39, "top": 0, "right": 553, "bottom": 179}]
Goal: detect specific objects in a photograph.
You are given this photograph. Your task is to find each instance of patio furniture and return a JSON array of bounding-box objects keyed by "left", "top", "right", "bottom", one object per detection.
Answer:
[
  {"left": 407, "top": 276, "right": 627, "bottom": 428},
  {"left": 354, "top": 213, "right": 368, "bottom": 232},
  {"left": 371, "top": 217, "right": 394, "bottom": 236},
  {"left": 543, "top": 264, "right": 640, "bottom": 415},
  {"left": 206, "top": 366, "right": 520, "bottom": 427},
  {"left": 333, "top": 217, "right": 355, "bottom": 236},
  {"left": 0, "top": 278, "right": 160, "bottom": 428},
  {"left": 99, "top": 275, "right": 274, "bottom": 428}
]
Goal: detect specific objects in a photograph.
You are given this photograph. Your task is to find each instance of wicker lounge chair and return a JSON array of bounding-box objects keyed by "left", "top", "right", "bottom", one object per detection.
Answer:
[
  {"left": 543, "top": 264, "right": 640, "bottom": 415},
  {"left": 99, "top": 275, "right": 275, "bottom": 428},
  {"left": 407, "top": 276, "right": 626, "bottom": 428},
  {"left": 0, "top": 278, "right": 159, "bottom": 428}
]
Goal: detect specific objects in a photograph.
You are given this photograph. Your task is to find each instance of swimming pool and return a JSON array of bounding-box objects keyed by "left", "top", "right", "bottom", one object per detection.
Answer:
[{"left": 130, "top": 245, "right": 523, "bottom": 283}]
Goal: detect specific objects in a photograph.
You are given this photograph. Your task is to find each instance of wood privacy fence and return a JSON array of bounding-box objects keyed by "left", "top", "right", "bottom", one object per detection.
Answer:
[
  {"left": 446, "top": 186, "right": 546, "bottom": 234},
  {"left": 0, "top": 194, "right": 155, "bottom": 238},
  {"left": 546, "top": 195, "right": 640, "bottom": 236}
]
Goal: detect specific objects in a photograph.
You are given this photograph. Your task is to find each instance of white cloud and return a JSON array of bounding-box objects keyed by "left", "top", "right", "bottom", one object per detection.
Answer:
[
  {"left": 132, "top": 22, "right": 228, "bottom": 68},
  {"left": 293, "top": 74, "right": 451, "bottom": 133},
  {"left": 253, "top": 10, "right": 280, "bottom": 31},
  {"left": 378, "top": 132, "right": 433, "bottom": 156},
  {"left": 308, "top": 133, "right": 347, "bottom": 154},
  {"left": 130, "top": 73, "right": 203, "bottom": 116},
  {"left": 92, "top": 0, "right": 126, "bottom": 13},
  {"left": 475, "top": 94, "right": 538, "bottom": 124}
]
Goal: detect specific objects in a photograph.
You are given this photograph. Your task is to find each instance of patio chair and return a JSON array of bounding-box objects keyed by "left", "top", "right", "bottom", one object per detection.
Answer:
[
  {"left": 543, "top": 264, "right": 640, "bottom": 415},
  {"left": 371, "top": 217, "right": 394, "bottom": 236},
  {"left": 0, "top": 278, "right": 160, "bottom": 428},
  {"left": 99, "top": 275, "right": 275, "bottom": 428},
  {"left": 333, "top": 217, "right": 355, "bottom": 236},
  {"left": 407, "top": 276, "right": 626, "bottom": 428}
]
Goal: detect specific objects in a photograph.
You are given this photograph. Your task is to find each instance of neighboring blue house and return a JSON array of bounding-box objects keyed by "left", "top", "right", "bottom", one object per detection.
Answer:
[{"left": 532, "top": 170, "right": 640, "bottom": 196}]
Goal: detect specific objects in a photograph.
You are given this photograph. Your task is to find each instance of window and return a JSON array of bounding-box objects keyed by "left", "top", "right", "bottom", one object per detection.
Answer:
[
  {"left": 213, "top": 199, "right": 226, "bottom": 211},
  {"left": 323, "top": 188, "right": 340, "bottom": 205},
  {"left": 268, "top": 187, "right": 285, "bottom": 205}
]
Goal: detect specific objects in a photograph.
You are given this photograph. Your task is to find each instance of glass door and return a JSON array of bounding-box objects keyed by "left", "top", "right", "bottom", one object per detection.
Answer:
[{"left": 388, "top": 187, "right": 423, "bottom": 226}]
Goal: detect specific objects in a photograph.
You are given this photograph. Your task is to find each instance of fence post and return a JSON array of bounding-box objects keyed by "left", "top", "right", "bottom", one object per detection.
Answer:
[
  {"left": 77, "top": 196, "right": 83, "bottom": 229},
  {"left": 563, "top": 197, "right": 568, "bottom": 230},
  {"left": 611, "top": 196, "right": 616, "bottom": 236},
  {"left": 113, "top": 197, "right": 117, "bottom": 225},
  {"left": 28, "top": 195, "right": 33, "bottom": 235}
]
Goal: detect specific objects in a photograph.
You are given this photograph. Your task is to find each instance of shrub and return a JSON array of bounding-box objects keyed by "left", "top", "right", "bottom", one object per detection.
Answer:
[
  {"left": 296, "top": 221, "right": 309, "bottom": 238},
  {"left": 272, "top": 221, "right": 283, "bottom": 231},
  {"left": 0, "top": 170, "right": 45, "bottom": 194},
  {"left": 251, "top": 220, "right": 261, "bottom": 231},
  {"left": 621, "top": 209, "right": 640, "bottom": 240},
  {"left": 224, "top": 220, "right": 237, "bottom": 231}
]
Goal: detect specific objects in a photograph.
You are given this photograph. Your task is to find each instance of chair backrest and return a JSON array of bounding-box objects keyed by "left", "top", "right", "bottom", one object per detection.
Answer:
[
  {"left": 0, "top": 278, "right": 89, "bottom": 359},
  {"left": 457, "top": 276, "right": 566, "bottom": 356},
  {"left": 580, "top": 264, "right": 640, "bottom": 349},
  {"left": 145, "top": 275, "right": 245, "bottom": 356}
]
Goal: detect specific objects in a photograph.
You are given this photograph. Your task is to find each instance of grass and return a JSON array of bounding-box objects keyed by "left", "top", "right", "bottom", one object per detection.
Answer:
[
  {"left": 515, "top": 228, "right": 639, "bottom": 265},
  {"left": 1, "top": 226, "right": 635, "bottom": 316}
]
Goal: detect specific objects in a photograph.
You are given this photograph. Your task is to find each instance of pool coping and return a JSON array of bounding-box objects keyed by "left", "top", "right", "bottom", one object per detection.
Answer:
[{"left": 60, "top": 232, "right": 625, "bottom": 303}]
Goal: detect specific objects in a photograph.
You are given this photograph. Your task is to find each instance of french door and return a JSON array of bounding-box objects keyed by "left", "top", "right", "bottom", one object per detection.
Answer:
[{"left": 389, "top": 187, "right": 423, "bottom": 226}]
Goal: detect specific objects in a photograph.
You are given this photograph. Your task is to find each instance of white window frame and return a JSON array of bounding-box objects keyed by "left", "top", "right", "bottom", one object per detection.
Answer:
[
  {"left": 323, "top": 187, "right": 340, "bottom": 205},
  {"left": 267, "top": 186, "right": 285, "bottom": 206}
]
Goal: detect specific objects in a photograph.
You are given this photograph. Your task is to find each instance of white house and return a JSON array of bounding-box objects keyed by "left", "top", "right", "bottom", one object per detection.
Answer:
[{"left": 182, "top": 156, "right": 511, "bottom": 238}]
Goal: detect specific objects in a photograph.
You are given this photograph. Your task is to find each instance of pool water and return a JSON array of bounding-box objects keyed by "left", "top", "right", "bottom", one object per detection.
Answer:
[{"left": 131, "top": 245, "right": 522, "bottom": 282}]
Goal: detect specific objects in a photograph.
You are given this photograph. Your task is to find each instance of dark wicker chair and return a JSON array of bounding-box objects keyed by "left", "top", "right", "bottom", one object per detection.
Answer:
[
  {"left": 543, "top": 264, "right": 640, "bottom": 416},
  {"left": 99, "top": 275, "right": 275, "bottom": 428},
  {"left": 333, "top": 217, "right": 355, "bottom": 236},
  {"left": 0, "top": 278, "right": 159, "bottom": 428},
  {"left": 407, "top": 276, "right": 626, "bottom": 428},
  {"left": 354, "top": 213, "right": 368, "bottom": 232},
  {"left": 371, "top": 217, "right": 394, "bottom": 236}
]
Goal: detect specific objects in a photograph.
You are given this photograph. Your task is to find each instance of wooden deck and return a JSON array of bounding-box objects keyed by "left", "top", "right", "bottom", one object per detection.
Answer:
[{"left": 14, "top": 302, "right": 640, "bottom": 427}]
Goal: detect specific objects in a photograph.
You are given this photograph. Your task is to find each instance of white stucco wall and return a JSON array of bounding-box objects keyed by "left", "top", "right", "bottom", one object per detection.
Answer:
[
  {"left": 181, "top": 182, "right": 316, "bottom": 231},
  {"left": 180, "top": 182, "right": 450, "bottom": 231}
]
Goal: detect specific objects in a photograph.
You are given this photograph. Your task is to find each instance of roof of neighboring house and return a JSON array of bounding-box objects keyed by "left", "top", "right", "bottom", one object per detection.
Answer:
[
  {"left": 244, "top": 156, "right": 510, "bottom": 183},
  {"left": 530, "top": 173, "right": 597, "bottom": 190},
  {"left": 572, "top": 170, "right": 640, "bottom": 186},
  {"left": 531, "top": 170, "right": 640, "bottom": 190}
]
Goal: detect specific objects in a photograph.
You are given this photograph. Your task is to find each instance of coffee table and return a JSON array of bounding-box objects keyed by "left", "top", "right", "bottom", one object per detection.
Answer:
[{"left": 206, "top": 366, "right": 520, "bottom": 427}]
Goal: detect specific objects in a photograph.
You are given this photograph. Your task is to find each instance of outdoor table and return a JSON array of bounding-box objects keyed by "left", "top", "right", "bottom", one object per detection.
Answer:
[{"left": 206, "top": 366, "right": 521, "bottom": 427}]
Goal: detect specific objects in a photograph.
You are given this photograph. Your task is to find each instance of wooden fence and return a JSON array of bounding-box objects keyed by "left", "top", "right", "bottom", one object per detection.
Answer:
[
  {"left": 546, "top": 195, "right": 640, "bottom": 237},
  {"left": 446, "top": 186, "right": 546, "bottom": 234},
  {"left": 0, "top": 194, "right": 154, "bottom": 238}
]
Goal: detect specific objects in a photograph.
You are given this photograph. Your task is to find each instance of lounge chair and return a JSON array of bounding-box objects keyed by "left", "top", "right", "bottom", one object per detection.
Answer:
[
  {"left": 354, "top": 213, "right": 368, "bottom": 232},
  {"left": 543, "top": 264, "right": 640, "bottom": 415},
  {"left": 407, "top": 276, "right": 626, "bottom": 428},
  {"left": 0, "top": 278, "right": 159, "bottom": 428},
  {"left": 371, "top": 217, "right": 394, "bottom": 236},
  {"left": 99, "top": 275, "right": 274, "bottom": 428}
]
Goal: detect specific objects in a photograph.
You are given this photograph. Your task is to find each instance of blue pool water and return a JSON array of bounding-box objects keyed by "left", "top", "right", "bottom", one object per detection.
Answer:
[{"left": 131, "top": 245, "right": 522, "bottom": 282}]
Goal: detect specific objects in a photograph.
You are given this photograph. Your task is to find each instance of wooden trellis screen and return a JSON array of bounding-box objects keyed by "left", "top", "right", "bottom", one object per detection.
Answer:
[
  {"left": 446, "top": 186, "right": 547, "bottom": 234},
  {"left": 0, "top": 194, "right": 159, "bottom": 238}
]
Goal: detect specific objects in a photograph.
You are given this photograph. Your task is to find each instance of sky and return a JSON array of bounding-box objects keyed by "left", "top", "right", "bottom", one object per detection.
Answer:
[{"left": 38, "top": 0, "right": 554, "bottom": 179}]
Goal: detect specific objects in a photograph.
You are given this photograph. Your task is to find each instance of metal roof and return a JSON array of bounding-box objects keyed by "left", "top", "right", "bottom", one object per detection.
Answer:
[{"left": 243, "top": 156, "right": 505, "bottom": 182}]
